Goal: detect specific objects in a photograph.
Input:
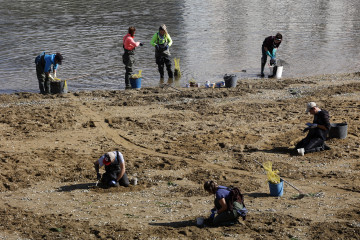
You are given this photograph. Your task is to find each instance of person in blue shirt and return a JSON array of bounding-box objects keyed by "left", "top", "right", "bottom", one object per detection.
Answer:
[
  {"left": 204, "top": 180, "right": 246, "bottom": 226},
  {"left": 34, "top": 52, "right": 63, "bottom": 94}
]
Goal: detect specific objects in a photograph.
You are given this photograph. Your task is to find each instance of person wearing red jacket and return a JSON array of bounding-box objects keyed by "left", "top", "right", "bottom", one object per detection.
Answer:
[{"left": 122, "top": 26, "right": 143, "bottom": 89}]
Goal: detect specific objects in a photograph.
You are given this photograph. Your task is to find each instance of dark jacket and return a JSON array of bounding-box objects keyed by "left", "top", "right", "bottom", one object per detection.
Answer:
[
  {"left": 310, "top": 109, "right": 331, "bottom": 140},
  {"left": 262, "top": 36, "right": 281, "bottom": 52}
]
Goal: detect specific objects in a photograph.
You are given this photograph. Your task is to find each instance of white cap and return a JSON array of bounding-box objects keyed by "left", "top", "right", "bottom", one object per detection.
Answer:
[{"left": 306, "top": 102, "right": 316, "bottom": 113}]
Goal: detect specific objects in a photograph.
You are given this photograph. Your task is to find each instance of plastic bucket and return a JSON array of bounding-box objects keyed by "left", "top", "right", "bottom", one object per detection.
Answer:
[
  {"left": 329, "top": 123, "right": 348, "bottom": 139},
  {"left": 130, "top": 78, "right": 142, "bottom": 89},
  {"left": 268, "top": 179, "right": 284, "bottom": 197},
  {"left": 196, "top": 217, "right": 204, "bottom": 226},
  {"left": 276, "top": 66, "right": 283, "bottom": 79},
  {"left": 50, "top": 80, "right": 65, "bottom": 94},
  {"left": 223, "top": 74, "right": 237, "bottom": 88}
]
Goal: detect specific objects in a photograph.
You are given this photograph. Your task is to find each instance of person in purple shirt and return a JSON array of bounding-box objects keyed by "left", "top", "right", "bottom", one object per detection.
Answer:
[
  {"left": 261, "top": 33, "right": 282, "bottom": 78},
  {"left": 35, "top": 52, "right": 63, "bottom": 94},
  {"left": 204, "top": 180, "right": 246, "bottom": 226}
]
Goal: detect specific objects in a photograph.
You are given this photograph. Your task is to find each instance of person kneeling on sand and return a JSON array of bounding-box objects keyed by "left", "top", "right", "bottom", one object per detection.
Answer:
[
  {"left": 295, "top": 102, "right": 331, "bottom": 156},
  {"left": 94, "top": 151, "right": 129, "bottom": 188},
  {"left": 203, "top": 180, "right": 247, "bottom": 226}
]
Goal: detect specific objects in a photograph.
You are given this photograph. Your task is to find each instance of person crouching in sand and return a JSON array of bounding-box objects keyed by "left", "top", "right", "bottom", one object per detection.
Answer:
[{"left": 203, "top": 180, "right": 247, "bottom": 226}]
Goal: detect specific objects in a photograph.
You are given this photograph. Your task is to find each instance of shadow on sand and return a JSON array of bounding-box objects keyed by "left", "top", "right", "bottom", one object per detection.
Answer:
[
  {"left": 244, "top": 192, "right": 271, "bottom": 198},
  {"left": 244, "top": 147, "right": 296, "bottom": 156},
  {"left": 57, "top": 182, "right": 97, "bottom": 192},
  {"left": 149, "top": 220, "right": 195, "bottom": 228}
]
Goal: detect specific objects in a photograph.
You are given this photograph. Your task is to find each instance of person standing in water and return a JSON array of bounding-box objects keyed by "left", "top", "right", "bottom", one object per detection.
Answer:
[
  {"left": 34, "top": 52, "right": 63, "bottom": 94},
  {"left": 150, "top": 24, "right": 173, "bottom": 79},
  {"left": 123, "top": 26, "right": 143, "bottom": 89},
  {"left": 261, "top": 33, "right": 282, "bottom": 78}
]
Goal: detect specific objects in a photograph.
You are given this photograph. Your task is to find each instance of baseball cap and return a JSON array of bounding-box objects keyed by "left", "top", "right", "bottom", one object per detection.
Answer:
[
  {"left": 103, "top": 152, "right": 115, "bottom": 166},
  {"left": 306, "top": 102, "right": 317, "bottom": 113}
]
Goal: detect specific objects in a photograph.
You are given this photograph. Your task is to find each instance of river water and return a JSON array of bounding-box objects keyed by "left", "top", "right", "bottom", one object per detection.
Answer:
[{"left": 0, "top": 0, "right": 359, "bottom": 94}]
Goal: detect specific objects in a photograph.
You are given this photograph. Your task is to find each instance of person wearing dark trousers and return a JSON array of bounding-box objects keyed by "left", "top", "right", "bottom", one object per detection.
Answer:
[
  {"left": 296, "top": 102, "right": 331, "bottom": 156},
  {"left": 122, "top": 26, "right": 143, "bottom": 89},
  {"left": 94, "top": 151, "right": 130, "bottom": 188},
  {"left": 203, "top": 180, "right": 247, "bottom": 226},
  {"left": 261, "top": 33, "right": 282, "bottom": 78},
  {"left": 35, "top": 52, "right": 63, "bottom": 94},
  {"left": 150, "top": 24, "right": 173, "bottom": 79}
]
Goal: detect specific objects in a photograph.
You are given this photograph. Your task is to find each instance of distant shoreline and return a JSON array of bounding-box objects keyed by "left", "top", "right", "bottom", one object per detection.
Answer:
[{"left": 1, "top": 72, "right": 359, "bottom": 96}]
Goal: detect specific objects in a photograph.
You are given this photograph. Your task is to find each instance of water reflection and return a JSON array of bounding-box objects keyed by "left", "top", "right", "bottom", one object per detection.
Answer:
[{"left": 0, "top": 0, "right": 359, "bottom": 93}]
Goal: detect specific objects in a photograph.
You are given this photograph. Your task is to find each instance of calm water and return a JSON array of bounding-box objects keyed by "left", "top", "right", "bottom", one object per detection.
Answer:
[{"left": 0, "top": 0, "right": 359, "bottom": 93}]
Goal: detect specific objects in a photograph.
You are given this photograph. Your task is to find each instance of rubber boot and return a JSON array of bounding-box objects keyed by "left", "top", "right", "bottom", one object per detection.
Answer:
[
  {"left": 158, "top": 65, "right": 164, "bottom": 78},
  {"left": 125, "top": 67, "right": 132, "bottom": 89},
  {"left": 260, "top": 59, "right": 265, "bottom": 77},
  {"left": 167, "top": 67, "right": 173, "bottom": 78},
  {"left": 38, "top": 81, "right": 46, "bottom": 94},
  {"left": 44, "top": 80, "right": 51, "bottom": 94},
  {"left": 272, "top": 66, "right": 278, "bottom": 78}
]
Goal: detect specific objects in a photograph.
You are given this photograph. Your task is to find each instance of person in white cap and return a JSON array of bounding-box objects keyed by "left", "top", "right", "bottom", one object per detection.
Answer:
[
  {"left": 295, "top": 102, "right": 331, "bottom": 156},
  {"left": 94, "top": 151, "right": 129, "bottom": 187}
]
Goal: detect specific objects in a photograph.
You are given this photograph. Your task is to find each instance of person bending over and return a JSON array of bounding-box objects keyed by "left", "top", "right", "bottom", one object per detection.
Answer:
[
  {"left": 203, "top": 180, "right": 247, "bottom": 226},
  {"left": 94, "top": 151, "right": 129, "bottom": 187}
]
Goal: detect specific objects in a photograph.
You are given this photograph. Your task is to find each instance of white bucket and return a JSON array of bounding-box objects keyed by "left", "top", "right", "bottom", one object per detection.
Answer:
[{"left": 276, "top": 66, "right": 283, "bottom": 79}]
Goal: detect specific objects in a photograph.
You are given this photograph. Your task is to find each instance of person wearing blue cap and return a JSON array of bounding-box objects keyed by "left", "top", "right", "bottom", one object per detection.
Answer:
[
  {"left": 261, "top": 33, "right": 282, "bottom": 78},
  {"left": 34, "top": 52, "right": 63, "bottom": 94},
  {"left": 94, "top": 151, "right": 129, "bottom": 187}
]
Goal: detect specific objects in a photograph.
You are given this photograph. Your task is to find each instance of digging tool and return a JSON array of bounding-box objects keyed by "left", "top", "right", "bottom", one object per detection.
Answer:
[{"left": 253, "top": 159, "right": 308, "bottom": 198}]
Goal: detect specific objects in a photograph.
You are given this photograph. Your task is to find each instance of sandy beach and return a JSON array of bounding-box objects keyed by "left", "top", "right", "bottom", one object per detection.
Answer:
[{"left": 0, "top": 73, "right": 359, "bottom": 239}]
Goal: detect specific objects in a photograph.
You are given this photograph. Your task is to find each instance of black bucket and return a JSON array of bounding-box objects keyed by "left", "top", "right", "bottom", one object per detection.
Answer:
[
  {"left": 223, "top": 74, "right": 237, "bottom": 88},
  {"left": 50, "top": 80, "right": 65, "bottom": 94},
  {"left": 329, "top": 122, "right": 348, "bottom": 139}
]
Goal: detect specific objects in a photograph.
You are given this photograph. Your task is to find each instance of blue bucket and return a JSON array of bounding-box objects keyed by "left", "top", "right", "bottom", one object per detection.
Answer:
[
  {"left": 130, "top": 78, "right": 142, "bottom": 89},
  {"left": 268, "top": 179, "right": 284, "bottom": 197}
]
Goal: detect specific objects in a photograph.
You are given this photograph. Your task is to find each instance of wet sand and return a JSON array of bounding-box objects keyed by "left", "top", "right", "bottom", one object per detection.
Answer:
[{"left": 0, "top": 73, "right": 359, "bottom": 239}]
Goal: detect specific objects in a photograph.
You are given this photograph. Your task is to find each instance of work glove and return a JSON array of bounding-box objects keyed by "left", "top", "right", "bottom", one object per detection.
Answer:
[
  {"left": 209, "top": 208, "right": 217, "bottom": 219},
  {"left": 139, "top": 42, "right": 144, "bottom": 47},
  {"left": 165, "top": 45, "right": 169, "bottom": 50},
  {"left": 109, "top": 180, "right": 117, "bottom": 186},
  {"left": 266, "top": 50, "right": 272, "bottom": 58},
  {"left": 155, "top": 45, "right": 160, "bottom": 51},
  {"left": 272, "top": 48, "right": 277, "bottom": 58},
  {"left": 48, "top": 74, "right": 54, "bottom": 81},
  {"left": 303, "top": 127, "right": 310, "bottom": 132},
  {"left": 97, "top": 173, "right": 101, "bottom": 180},
  {"left": 306, "top": 123, "right": 318, "bottom": 128}
]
